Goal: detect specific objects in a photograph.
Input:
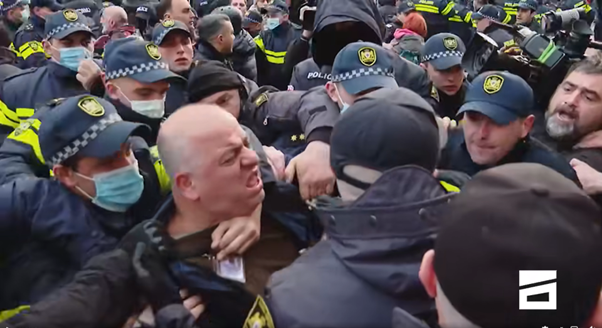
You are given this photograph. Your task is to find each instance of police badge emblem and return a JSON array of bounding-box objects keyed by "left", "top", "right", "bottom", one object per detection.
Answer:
[
  {"left": 243, "top": 296, "right": 275, "bottom": 328},
  {"left": 146, "top": 43, "right": 161, "bottom": 60},
  {"left": 13, "top": 119, "right": 34, "bottom": 137},
  {"left": 443, "top": 37, "right": 457, "bottom": 51},
  {"left": 483, "top": 74, "right": 504, "bottom": 94},
  {"left": 63, "top": 9, "right": 78, "bottom": 22},
  {"left": 78, "top": 97, "right": 105, "bottom": 117},
  {"left": 29, "top": 42, "right": 39, "bottom": 51},
  {"left": 162, "top": 19, "right": 175, "bottom": 28},
  {"left": 358, "top": 47, "right": 376, "bottom": 67}
]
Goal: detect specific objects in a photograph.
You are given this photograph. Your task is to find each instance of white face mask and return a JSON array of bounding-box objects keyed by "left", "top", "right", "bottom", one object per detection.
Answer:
[
  {"left": 334, "top": 84, "right": 350, "bottom": 113},
  {"left": 116, "top": 87, "right": 166, "bottom": 119}
]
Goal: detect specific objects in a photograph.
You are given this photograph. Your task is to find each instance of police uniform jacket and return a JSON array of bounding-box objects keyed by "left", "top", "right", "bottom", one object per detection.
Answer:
[
  {"left": 439, "top": 129, "right": 579, "bottom": 181},
  {"left": 0, "top": 61, "right": 88, "bottom": 143},
  {"left": 13, "top": 15, "right": 47, "bottom": 69},
  {"left": 0, "top": 177, "right": 146, "bottom": 312},
  {"left": 414, "top": 0, "right": 457, "bottom": 39},
  {"left": 255, "top": 22, "right": 302, "bottom": 90},
  {"left": 431, "top": 80, "right": 469, "bottom": 118},
  {"left": 494, "top": 0, "right": 520, "bottom": 23},
  {"left": 266, "top": 167, "right": 453, "bottom": 328}
]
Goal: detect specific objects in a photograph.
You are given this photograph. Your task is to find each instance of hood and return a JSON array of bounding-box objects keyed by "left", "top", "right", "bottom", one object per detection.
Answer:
[
  {"left": 312, "top": 0, "right": 384, "bottom": 67},
  {"left": 233, "top": 29, "right": 256, "bottom": 57},
  {"left": 395, "top": 33, "right": 425, "bottom": 53},
  {"left": 314, "top": 166, "right": 454, "bottom": 296}
]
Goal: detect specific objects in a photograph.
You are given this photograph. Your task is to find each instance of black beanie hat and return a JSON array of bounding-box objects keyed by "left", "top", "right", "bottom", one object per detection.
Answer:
[{"left": 187, "top": 62, "right": 244, "bottom": 104}]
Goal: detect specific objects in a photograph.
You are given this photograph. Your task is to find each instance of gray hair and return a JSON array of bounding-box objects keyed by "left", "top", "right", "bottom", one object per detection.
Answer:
[
  {"left": 568, "top": 51, "right": 602, "bottom": 76},
  {"left": 197, "top": 14, "right": 231, "bottom": 42}
]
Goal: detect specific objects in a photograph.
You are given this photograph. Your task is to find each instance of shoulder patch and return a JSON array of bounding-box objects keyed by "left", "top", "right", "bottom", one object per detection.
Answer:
[
  {"left": 243, "top": 296, "right": 274, "bottom": 328},
  {"left": 162, "top": 19, "right": 175, "bottom": 27},
  {"left": 13, "top": 119, "right": 34, "bottom": 137},
  {"left": 254, "top": 93, "right": 269, "bottom": 107},
  {"left": 430, "top": 85, "right": 440, "bottom": 102}
]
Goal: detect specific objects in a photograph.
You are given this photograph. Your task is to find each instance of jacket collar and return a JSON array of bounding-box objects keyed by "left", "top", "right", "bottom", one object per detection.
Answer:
[
  {"left": 315, "top": 166, "right": 454, "bottom": 238},
  {"left": 47, "top": 60, "right": 79, "bottom": 79},
  {"left": 197, "top": 40, "right": 229, "bottom": 62}
]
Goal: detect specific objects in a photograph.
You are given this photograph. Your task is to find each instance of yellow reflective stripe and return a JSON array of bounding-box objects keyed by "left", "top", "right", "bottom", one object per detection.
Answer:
[
  {"left": 264, "top": 49, "right": 286, "bottom": 57},
  {"left": 502, "top": 13, "right": 512, "bottom": 24},
  {"left": 464, "top": 11, "right": 473, "bottom": 22},
  {"left": 0, "top": 305, "right": 30, "bottom": 321},
  {"left": 154, "top": 159, "right": 172, "bottom": 195},
  {"left": 440, "top": 181, "right": 460, "bottom": 193},
  {"left": 415, "top": 4, "right": 440, "bottom": 13},
  {"left": 504, "top": 39, "right": 516, "bottom": 47},
  {"left": 441, "top": 1, "right": 455, "bottom": 15},
  {"left": 575, "top": 1, "right": 584, "bottom": 6},
  {"left": 265, "top": 55, "right": 285, "bottom": 64},
  {"left": 0, "top": 100, "right": 19, "bottom": 125},
  {"left": 583, "top": 4, "right": 592, "bottom": 12},
  {"left": 16, "top": 108, "right": 34, "bottom": 120},
  {"left": 9, "top": 42, "right": 21, "bottom": 58},
  {"left": 18, "top": 41, "right": 45, "bottom": 60},
  {"left": 254, "top": 36, "right": 266, "bottom": 52},
  {"left": 7, "top": 118, "right": 44, "bottom": 164},
  {"left": 449, "top": 16, "right": 464, "bottom": 22}
]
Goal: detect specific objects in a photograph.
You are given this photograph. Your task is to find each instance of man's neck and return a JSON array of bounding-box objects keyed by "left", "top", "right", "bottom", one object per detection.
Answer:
[{"left": 167, "top": 195, "right": 221, "bottom": 238}]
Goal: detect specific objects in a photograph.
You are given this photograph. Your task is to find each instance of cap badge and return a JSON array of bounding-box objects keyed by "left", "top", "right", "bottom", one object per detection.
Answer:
[
  {"left": 103, "top": 1, "right": 111, "bottom": 7},
  {"left": 483, "top": 74, "right": 504, "bottom": 94},
  {"left": 78, "top": 96, "right": 105, "bottom": 117},
  {"left": 358, "top": 47, "right": 376, "bottom": 67},
  {"left": 63, "top": 9, "right": 78, "bottom": 22},
  {"left": 443, "top": 37, "right": 458, "bottom": 51},
  {"left": 407, "top": 1, "right": 414, "bottom": 6},
  {"left": 146, "top": 43, "right": 161, "bottom": 60},
  {"left": 162, "top": 19, "right": 175, "bottom": 28}
]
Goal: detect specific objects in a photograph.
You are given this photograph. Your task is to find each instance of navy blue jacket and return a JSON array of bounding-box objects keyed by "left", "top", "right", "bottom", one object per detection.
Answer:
[
  {"left": 0, "top": 62, "right": 87, "bottom": 143},
  {"left": 439, "top": 129, "right": 578, "bottom": 182},
  {"left": 0, "top": 178, "right": 140, "bottom": 311}
]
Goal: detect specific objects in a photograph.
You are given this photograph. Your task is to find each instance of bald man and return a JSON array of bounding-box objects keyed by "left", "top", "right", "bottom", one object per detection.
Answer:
[{"left": 101, "top": 6, "right": 128, "bottom": 34}]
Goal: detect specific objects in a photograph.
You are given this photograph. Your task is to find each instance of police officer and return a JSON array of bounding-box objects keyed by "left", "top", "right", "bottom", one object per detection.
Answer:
[
  {"left": 103, "top": 37, "right": 185, "bottom": 143},
  {"left": 0, "top": 9, "right": 93, "bottom": 142},
  {"left": 0, "top": 0, "right": 29, "bottom": 42},
  {"left": 0, "top": 95, "right": 153, "bottom": 320},
  {"left": 516, "top": 0, "right": 543, "bottom": 32},
  {"left": 13, "top": 0, "right": 63, "bottom": 68},
  {"left": 413, "top": 0, "right": 460, "bottom": 39},
  {"left": 473, "top": 4, "right": 516, "bottom": 48},
  {"left": 254, "top": 0, "right": 301, "bottom": 89},
  {"left": 421, "top": 33, "right": 469, "bottom": 119},
  {"left": 439, "top": 71, "right": 577, "bottom": 181},
  {"left": 0, "top": 38, "right": 179, "bottom": 189},
  {"left": 152, "top": 19, "right": 193, "bottom": 115}
]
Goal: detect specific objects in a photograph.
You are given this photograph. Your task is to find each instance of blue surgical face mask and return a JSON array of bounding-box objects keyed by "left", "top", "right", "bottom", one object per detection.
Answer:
[
  {"left": 334, "top": 84, "right": 351, "bottom": 113},
  {"left": 58, "top": 46, "right": 91, "bottom": 71},
  {"left": 117, "top": 87, "right": 166, "bottom": 118},
  {"left": 75, "top": 160, "right": 144, "bottom": 213},
  {"left": 20, "top": 6, "right": 30, "bottom": 22},
  {"left": 266, "top": 17, "right": 280, "bottom": 30}
]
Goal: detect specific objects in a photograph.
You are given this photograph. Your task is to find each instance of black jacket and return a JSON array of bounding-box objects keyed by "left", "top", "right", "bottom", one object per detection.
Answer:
[
  {"left": 194, "top": 40, "right": 234, "bottom": 70},
  {"left": 266, "top": 166, "right": 453, "bottom": 328},
  {"left": 431, "top": 81, "right": 469, "bottom": 118},
  {"left": 232, "top": 30, "right": 257, "bottom": 82}
]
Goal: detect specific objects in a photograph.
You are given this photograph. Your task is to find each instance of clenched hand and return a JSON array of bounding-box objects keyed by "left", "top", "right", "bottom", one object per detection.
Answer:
[
  {"left": 285, "top": 141, "right": 335, "bottom": 200},
  {"left": 211, "top": 204, "right": 262, "bottom": 260}
]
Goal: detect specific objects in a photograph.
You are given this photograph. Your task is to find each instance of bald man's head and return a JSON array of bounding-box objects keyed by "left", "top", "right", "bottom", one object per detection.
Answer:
[
  {"left": 158, "top": 104, "right": 264, "bottom": 220},
  {"left": 101, "top": 6, "right": 128, "bottom": 33}
]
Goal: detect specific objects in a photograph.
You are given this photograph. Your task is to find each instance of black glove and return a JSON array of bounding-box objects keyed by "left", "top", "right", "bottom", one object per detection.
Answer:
[{"left": 119, "top": 220, "right": 182, "bottom": 313}]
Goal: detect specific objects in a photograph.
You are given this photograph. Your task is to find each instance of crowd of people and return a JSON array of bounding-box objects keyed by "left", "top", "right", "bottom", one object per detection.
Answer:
[{"left": 0, "top": 0, "right": 600, "bottom": 327}]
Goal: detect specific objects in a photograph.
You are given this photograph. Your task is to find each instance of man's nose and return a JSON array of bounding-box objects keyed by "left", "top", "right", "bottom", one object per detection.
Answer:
[{"left": 241, "top": 148, "right": 259, "bottom": 167}]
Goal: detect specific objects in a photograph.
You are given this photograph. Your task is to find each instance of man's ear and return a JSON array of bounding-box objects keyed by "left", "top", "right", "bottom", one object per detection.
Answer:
[
  {"left": 105, "top": 82, "right": 120, "bottom": 101},
  {"left": 521, "top": 115, "right": 535, "bottom": 138},
  {"left": 419, "top": 249, "right": 438, "bottom": 298},
  {"left": 325, "top": 81, "right": 339, "bottom": 103},
  {"left": 53, "top": 164, "right": 78, "bottom": 188},
  {"left": 42, "top": 39, "right": 53, "bottom": 56},
  {"left": 174, "top": 173, "right": 200, "bottom": 201}
]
